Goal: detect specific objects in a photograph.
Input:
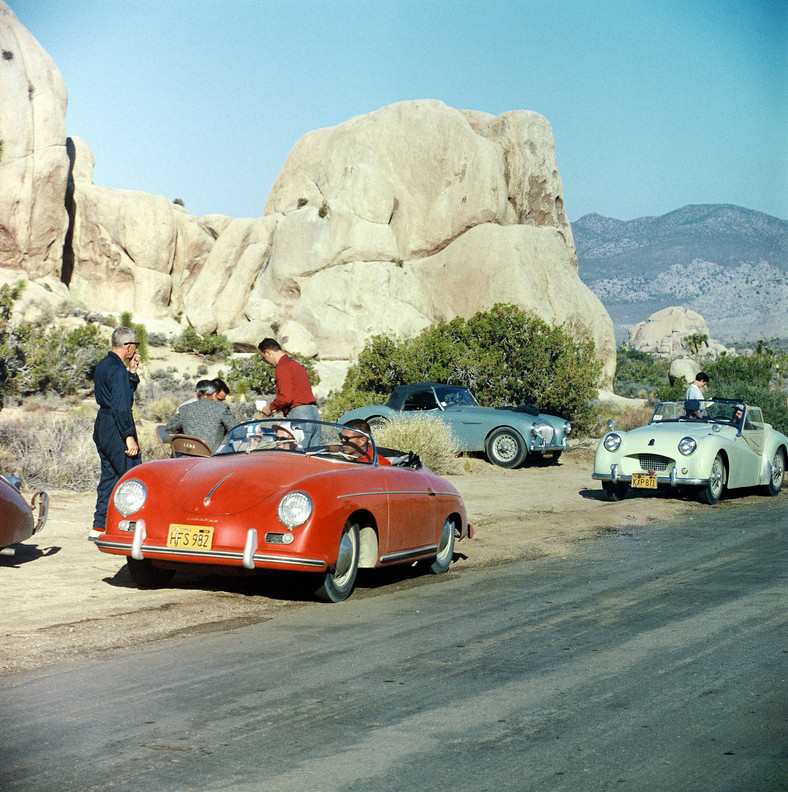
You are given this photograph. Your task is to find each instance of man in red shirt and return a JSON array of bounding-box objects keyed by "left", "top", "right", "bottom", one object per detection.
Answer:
[{"left": 258, "top": 338, "right": 320, "bottom": 447}]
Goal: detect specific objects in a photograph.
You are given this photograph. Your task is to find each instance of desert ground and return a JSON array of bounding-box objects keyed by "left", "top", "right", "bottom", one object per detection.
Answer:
[{"left": 2, "top": 440, "right": 779, "bottom": 677}]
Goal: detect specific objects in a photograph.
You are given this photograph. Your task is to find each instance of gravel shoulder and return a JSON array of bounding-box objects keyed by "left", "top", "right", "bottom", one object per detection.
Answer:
[{"left": 2, "top": 442, "right": 776, "bottom": 677}]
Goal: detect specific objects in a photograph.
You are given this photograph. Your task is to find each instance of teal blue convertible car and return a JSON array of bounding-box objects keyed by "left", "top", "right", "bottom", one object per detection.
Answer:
[
  {"left": 340, "top": 383, "right": 571, "bottom": 468},
  {"left": 593, "top": 398, "right": 787, "bottom": 504}
]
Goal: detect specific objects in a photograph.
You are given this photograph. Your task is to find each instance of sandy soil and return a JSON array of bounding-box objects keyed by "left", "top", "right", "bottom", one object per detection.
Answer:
[{"left": 2, "top": 441, "right": 774, "bottom": 677}]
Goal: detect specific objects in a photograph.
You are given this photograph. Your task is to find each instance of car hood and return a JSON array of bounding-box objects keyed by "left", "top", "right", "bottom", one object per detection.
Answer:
[
  {"left": 622, "top": 422, "right": 731, "bottom": 443},
  {"left": 146, "top": 455, "right": 335, "bottom": 516}
]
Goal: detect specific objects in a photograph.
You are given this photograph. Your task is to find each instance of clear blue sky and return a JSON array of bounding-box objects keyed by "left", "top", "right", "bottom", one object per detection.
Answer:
[{"left": 10, "top": 0, "right": 787, "bottom": 222}]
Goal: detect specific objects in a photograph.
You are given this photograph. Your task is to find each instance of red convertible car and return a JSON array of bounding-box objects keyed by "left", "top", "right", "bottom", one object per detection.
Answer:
[
  {"left": 0, "top": 475, "right": 48, "bottom": 555},
  {"left": 94, "top": 419, "right": 472, "bottom": 602}
]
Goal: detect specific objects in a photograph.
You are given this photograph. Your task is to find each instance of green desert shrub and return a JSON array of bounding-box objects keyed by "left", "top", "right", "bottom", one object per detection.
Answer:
[
  {"left": 0, "top": 283, "right": 106, "bottom": 405},
  {"left": 332, "top": 304, "right": 602, "bottom": 433},
  {"left": 614, "top": 346, "right": 670, "bottom": 399},
  {"left": 172, "top": 327, "right": 232, "bottom": 359},
  {"left": 704, "top": 354, "right": 774, "bottom": 389},
  {"left": 321, "top": 389, "right": 383, "bottom": 422},
  {"left": 221, "top": 353, "right": 320, "bottom": 398}
]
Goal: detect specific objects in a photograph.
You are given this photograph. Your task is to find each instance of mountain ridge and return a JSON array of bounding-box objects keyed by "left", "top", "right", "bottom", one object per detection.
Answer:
[{"left": 573, "top": 204, "right": 788, "bottom": 345}]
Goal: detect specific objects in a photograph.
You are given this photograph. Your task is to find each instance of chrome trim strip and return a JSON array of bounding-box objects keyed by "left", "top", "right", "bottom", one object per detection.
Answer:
[
  {"left": 203, "top": 473, "right": 232, "bottom": 506},
  {"left": 337, "top": 490, "right": 458, "bottom": 499},
  {"left": 95, "top": 539, "right": 325, "bottom": 568},
  {"left": 380, "top": 545, "right": 437, "bottom": 563}
]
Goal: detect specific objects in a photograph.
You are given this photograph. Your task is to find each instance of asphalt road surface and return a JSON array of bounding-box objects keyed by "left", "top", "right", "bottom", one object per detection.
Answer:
[{"left": 1, "top": 499, "right": 785, "bottom": 792}]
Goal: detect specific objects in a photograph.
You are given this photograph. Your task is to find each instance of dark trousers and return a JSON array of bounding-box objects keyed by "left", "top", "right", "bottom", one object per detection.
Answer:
[{"left": 92, "top": 416, "right": 141, "bottom": 528}]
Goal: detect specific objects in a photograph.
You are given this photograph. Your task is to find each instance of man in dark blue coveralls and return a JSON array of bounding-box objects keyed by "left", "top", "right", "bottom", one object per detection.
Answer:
[{"left": 89, "top": 326, "right": 142, "bottom": 541}]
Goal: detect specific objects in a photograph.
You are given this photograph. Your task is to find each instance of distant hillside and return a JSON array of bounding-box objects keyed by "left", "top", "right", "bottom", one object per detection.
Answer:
[{"left": 573, "top": 204, "right": 788, "bottom": 346}]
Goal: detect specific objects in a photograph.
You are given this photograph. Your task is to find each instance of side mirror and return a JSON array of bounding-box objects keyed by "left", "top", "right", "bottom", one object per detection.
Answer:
[{"left": 606, "top": 419, "right": 615, "bottom": 431}]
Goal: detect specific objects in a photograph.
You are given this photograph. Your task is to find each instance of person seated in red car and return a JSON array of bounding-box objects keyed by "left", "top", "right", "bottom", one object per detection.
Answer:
[
  {"left": 272, "top": 422, "right": 303, "bottom": 451},
  {"left": 339, "top": 419, "right": 391, "bottom": 465}
]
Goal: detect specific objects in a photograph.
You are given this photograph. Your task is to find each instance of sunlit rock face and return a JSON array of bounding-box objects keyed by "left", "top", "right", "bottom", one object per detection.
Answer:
[
  {"left": 0, "top": 2, "right": 69, "bottom": 280},
  {"left": 629, "top": 306, "right": 728, "bottom": 361},
  {"left": 1, "top": 5, "right": 615, "bottom": 388},
  {"left": 187, "top": 100, "right": 615, "bottom": 381}
]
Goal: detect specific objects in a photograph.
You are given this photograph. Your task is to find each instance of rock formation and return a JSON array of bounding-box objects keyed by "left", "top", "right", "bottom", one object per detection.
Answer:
[
  {"left": 0, "top": 4, "right": 617, "bottom": 388},
  {"left": 0, "top": 2, "right": 69, "bottom": 282},
  {"left": 66, "top": 136, "right": 220, "bottom": 319},
  {"left": 183, "top": 100, "right": 616, "bottom": 382},
  {"left": 628, "top": 306, "right": 727, "bottom": 360}
]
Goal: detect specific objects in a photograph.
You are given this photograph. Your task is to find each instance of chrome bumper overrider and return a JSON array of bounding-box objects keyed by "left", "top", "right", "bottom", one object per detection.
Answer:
[
  {"left": 95, "top": 521, "right": 325, "bottom": 570},
  {"left": 592, "top": 463, "right": 709, "bottom": 487}
]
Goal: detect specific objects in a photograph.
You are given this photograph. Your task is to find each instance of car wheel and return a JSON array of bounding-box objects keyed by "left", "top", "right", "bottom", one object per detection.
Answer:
[
  {"left": 485, "top": 427, "right": 527, "bottom": 468},
  {"left": 314, "top": 521, "right": 360, "bottom": 603},
  {"left": 766, "top": 448, "right": 785, "bottom": 496},
  {"left": 126, "top": 557, "right": 176, "bottom": 588},
  {"left": 698, "top": 454, "right": 725, "bottom": 504},
  {"left": 366, "top": 415, "right": 389, "bottom": 431},
  {"left": 429, "top": 518, "right": 456, "bottom": 575},
  {"left": 602, "top": 482, "right": 628, "bottom": 501}
]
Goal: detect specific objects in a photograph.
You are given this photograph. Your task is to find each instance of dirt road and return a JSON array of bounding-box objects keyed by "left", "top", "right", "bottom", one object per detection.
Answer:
[{"left": 3, "top": 442, "right": 770, "bottom": 676}]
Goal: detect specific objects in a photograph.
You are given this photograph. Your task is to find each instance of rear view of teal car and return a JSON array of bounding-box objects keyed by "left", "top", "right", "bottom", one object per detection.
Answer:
[
  {"left": 340, "top": 382, "right": 571, "bottom": 469},
  {"left": 593, "top": 398, "right": 787, "bottom": 504}
]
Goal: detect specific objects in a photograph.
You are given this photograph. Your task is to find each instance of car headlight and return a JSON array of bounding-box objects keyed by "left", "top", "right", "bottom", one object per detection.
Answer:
[
  {"left": 278, "top": 491, "right": 312, "bottom": 529},
  {"left": 603, "top": 433, "right": 622, "bottom": 452},
  {"left": 563, "top": 421, "right": 572, "bottom": 436},
  {"left": 113, "top": 479, "right": 147, "bottom": 516},
  {"left": 678, "top": 436, "right": 697, "bottom": 456}
]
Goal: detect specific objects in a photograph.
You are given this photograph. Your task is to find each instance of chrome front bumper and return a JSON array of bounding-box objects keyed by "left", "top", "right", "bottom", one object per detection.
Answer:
[{"left": 592, "top": 463, "right": 709, "bottom": 487}]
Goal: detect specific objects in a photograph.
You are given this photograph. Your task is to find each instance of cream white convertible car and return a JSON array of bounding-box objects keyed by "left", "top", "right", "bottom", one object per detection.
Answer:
[{"left": 593, "top": 398, "right": 787, "bottom": 504}]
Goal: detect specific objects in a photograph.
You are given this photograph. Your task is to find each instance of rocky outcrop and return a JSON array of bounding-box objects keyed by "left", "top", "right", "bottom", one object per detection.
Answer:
[
  {"left": 1, "top": 1, "right": 616, "bottom": 387},
  {"left": 0, "top": 2, "right": 69, "bottom": 281},
  {"left": 66, "top": 136, "right": 219, "bottom": 319},
  {"left": 628, "top": 307, "right": 727, "bottom": 360},
  {"left": 186, "top": 100, "right": 615, "bottom": 381}
]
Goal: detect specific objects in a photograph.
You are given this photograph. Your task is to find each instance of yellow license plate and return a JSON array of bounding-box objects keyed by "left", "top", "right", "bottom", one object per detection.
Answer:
[
  {"left": 632, "top": 473, "right": 657, "bottom": 489},
  {"left": 167, "top": 524, "right": 214, "bottom": 549}
]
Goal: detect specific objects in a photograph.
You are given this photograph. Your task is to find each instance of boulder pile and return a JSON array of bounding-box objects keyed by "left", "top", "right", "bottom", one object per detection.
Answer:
[{"left": 0, "top": 3, "right": 616, "bottom": 389}]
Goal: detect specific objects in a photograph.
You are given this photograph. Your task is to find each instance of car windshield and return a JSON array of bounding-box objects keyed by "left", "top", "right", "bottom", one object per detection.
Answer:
[
  {"left": 213, "top": 419, "right": 382, "bottom": 464},
  {"left": 434, "top": 386, "right": 479, "bottom": 407},
  {"left": 650, "top": 399, "right": 749, "bottom": 426}
]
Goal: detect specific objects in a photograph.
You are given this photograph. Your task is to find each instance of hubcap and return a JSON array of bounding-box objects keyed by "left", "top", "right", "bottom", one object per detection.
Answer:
[
  {"left": 437, "top": 520, "right": 452, "bottom": 560},
  {"left": 495, "top": 435, "right": 516, "bottom": 461},
  {"left": 334, "top": 529, "right": 355, "bottom": 582},
  {"left": 710, "top": 458, "right": 723, "bottom": 496},
  {"left": 773, "top": 453, "right": 785, "bottom": 487}
]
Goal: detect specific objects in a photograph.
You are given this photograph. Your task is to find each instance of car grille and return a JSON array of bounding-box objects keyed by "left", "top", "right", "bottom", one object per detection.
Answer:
[
  {"left": 638, "top": 454, "right": 671, "bottom": 472},
  {"left": 265, "top": 532, "right": 287, "bottom": 544}
]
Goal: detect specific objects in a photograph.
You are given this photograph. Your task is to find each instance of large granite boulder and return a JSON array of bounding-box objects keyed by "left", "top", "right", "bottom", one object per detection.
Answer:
[
  {"left": 66, "top": 136, "right": 221, "bottom": 319},
  {"left": 0, "top": 2, "right": 69, "bottom": 280},
  {"left": 185, "top": 100, "right": 615, "bottom": 382},
  {"left": 628, "top": 306, "right": 727, "bottom": 360}
]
